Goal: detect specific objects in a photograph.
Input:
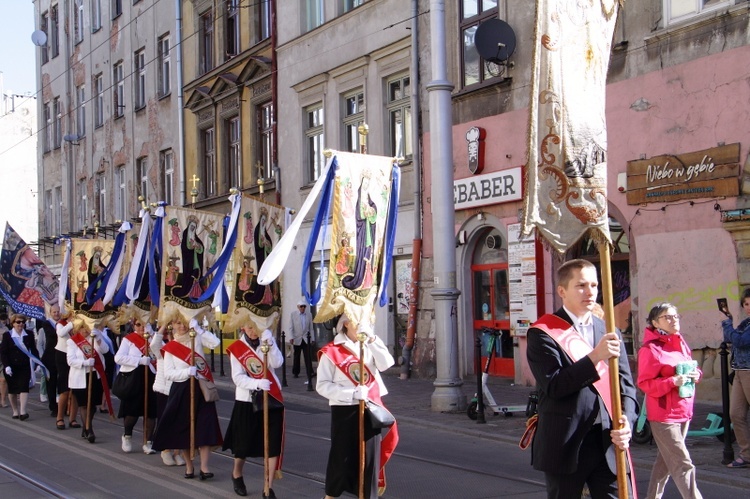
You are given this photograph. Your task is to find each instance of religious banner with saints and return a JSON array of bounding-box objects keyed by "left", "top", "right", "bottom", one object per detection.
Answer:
[
  {"left": 521, "top": 0, "right": 620, "bottom": 252},
  {"left": 0, "top": 223, "right": 60, "bottom": 320},
  {"left": 224, "top": 196, "right": 285, "bottom": 333},
  {"left": 65, "top": 237, "right": 119, "bottom": 330},
  {"left": 158, "top": 205, "right": 225, "bottom": 325}
]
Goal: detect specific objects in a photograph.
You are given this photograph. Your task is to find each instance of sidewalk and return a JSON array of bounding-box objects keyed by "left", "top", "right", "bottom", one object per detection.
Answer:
[{"left": 213, "top": 356, "right": 750, "bottom": 490}]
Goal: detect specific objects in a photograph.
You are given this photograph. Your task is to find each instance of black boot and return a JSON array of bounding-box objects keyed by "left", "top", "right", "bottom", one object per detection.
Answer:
[{"left": 232, "top": 476, "right": 247, "bottom": 496}]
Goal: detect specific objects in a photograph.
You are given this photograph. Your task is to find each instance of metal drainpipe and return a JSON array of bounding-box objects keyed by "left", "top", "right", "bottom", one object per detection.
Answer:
[
  {"left": 400, "top": 0, "right": 423, "bottom": 380},
  {"left": 271, "top": 0, "right": 280, "bottom": 206},
  {"left": 175, "top": 0, "right": 186, "bottom": 205},
  {"left": 64, "top": 0, "right": 74, "bottom": 233}
]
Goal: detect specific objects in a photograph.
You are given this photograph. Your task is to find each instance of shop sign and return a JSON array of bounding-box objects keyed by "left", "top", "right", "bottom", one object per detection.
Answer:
[
  {"left": 626, "top": 143, "right": 740, "bottom": 205},
  {"left": 453, "top": 166, "right": 522, "bottom": 210},
  {"left": 466, "top": 126, "right": 486, "bottom": 174}
]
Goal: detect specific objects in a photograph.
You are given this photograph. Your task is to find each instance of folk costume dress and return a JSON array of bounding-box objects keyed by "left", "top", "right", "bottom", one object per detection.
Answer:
[
  {"left": 114, "top": 331, "right": 157, "bottom": 419},
  {"left": 66, "top": 331, "right": 109, "bottom": 407},
  {"left": 151, "top": 328, "right": 223, "bottom": 451},
  {"left": 0, "top": 328, "right": 39, "bottom": 394},
  {"left": 223, "top": 332, "right": 285, "bottom": 462},
  {"left": 54, "top": 321, "right": 74, "bottom": 393},
  {"left": 316, "top": 331, "right": 398, "bottom": 498}
]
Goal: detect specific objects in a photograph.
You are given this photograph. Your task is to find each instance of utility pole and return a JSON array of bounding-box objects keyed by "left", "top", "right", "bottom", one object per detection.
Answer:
[{"left": 427, "top": 0, "right": 464, "bottom": 412}]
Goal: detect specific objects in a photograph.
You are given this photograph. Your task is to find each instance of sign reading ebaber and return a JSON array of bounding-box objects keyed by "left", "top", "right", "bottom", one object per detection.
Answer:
[{"left": 626, "top": 143, "right": 740, "bottom": 205}]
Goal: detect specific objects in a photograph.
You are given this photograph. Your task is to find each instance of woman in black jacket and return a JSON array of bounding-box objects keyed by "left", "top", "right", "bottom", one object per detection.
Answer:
[{"left": 0, "top": 314, "right": 41, "bottom": 420}]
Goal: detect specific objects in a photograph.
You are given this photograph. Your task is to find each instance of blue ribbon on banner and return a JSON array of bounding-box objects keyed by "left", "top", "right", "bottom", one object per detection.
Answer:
[
  {"left": 148, "top": 215, "right": 164, "bottom": 307},
  {"left": 378, "top": 164, "right": 400, "bottom": 307},
  {"left": 301, "top": 156, "right": 338, "bottom": 305},
  {"left": 195, "top": 195, "right": 241, "bottom": 307},
  {"left": 86, "top": 229, "right": 127, "bottom": 305}
]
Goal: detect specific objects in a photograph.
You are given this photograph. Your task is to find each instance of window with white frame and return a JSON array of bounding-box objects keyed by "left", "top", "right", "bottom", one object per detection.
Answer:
[
  {"left": 341, "top": 0, "right": 366, "bottom": 14},
  {"left": 200, "top": 10, "right": 214, "bottom": 75},
  {"left": 203, "top": 128, "right": 216, "bottom": 197},
  {"left": 305, "top": 103, "right": 325, "bottom": 181},
  {"left": 665, "top": 0, "right": 731, "bottom": 25},
  {"left": 40, "top": 12, "right": 49, "bottom": 64},
  {"left": 79, "top": 179, "right": 88, "bottom": 230},
  {"left": 225, "top": 0, "right": 240, "bottom": 60},
  {"left": 74, "top": 0, "right": 85, "bottom": 44},
  {"left": 227, "top": 116, "right": 241, "bottom": 188},
  {"left": 43, "top": 102, "right": 52, "bottom": 152},
  {"left": 53, "top": 97, "right": 62, "bottom": 149},
  {"left": 342, "top": 90, "right": 364, "bottom": 153},
  {"left": 386, "top": 74, "right": 412, "bottom": 159},
  {"left": 460, "top": 1, "right": 500, "bottom": 88},
  {"left": 50, "top": 5, "right": 59, "bottom": 58},
  {"left": 134, "top": 49, "right": 146, "bottom": 109},
  {"left": 112, "top": 0, "right": 122, "bottom": 18},
  {"left": 44, "top": 190, "right": 53, "bottom": 236},
  {"left": 76, "top": 85, "right": 86, "bottom": 137},
  {"left": 96, "top": 173, "right": 107, "bottom": 224},
  {"left": 113, "top": 63, "right": 124, "bottom": 118},
  {"left": 160, "top": 150, "right": 174, "bottom": 205},
  {"left": 94, "top": 74, "right": 104, "bottom": 127},
  {"left": 115, "top": 166, "right": 126, "bottom": 222},
  {"left": 157, "top": 35, "right": 171, "bottom": 97},
  {"left": 257, "top": 102, "right": 274, "bottom": 179},
  {"left": 54, "top": 187, "right": 63, "bottom": 234},
  {"left": 303, "top": 0, "right": 324, "bottom": 33},
  {"left": 136, "top": 156, "right": 148, "bottom": 201},
  {"left": 258, "top": 0, "right": 271, "bottom": 41},
  {"left": 91, "top": 0, "right": 101, "bottom": 31}
]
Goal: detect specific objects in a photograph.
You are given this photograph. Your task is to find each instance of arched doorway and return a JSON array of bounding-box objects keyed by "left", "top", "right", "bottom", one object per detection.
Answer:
[{"left": 470, "top": 227, "right": 513, "bottom": 376}]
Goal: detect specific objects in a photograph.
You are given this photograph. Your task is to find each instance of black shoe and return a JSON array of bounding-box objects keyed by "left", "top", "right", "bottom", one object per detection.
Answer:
[
  {"left": 184, "top": 472, "right": 194, "bottom": 479},
  {"left": 87, "top": 431, "right": 96, "bottom": 443},
  {"left": 262, "top": 488, "right": 276, "bottom": 498},
  {"left": 12, "top": 415, "right": 19, "bottom": 419},
  {"left": 232, "top": 476, "right": 247, "bottom": 496},
  {"left": 199, "top": 471, "right": 214, "bottom": 481},
  {"left": 19, "top": 414, "right": 29, "bottom": 421}
]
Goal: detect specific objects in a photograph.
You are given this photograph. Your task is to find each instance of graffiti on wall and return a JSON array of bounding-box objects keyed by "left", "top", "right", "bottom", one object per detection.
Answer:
[{"left": 646, "top": 280, "right": 741, "bottom": 313}]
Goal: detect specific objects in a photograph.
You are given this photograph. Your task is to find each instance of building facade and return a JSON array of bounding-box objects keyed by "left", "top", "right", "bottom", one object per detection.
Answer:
[
  {"left": 415, "top": 0, "right": 750, "bottom": 402},
  {"left": 276, "top": 0, "right": 417, "bottom": 353},
  {"left": 33, "top": 0, "right": 181, "bottom": 262}
]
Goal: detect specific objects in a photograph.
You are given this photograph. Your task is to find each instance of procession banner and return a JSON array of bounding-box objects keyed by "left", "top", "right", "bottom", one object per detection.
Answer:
[
  {"left": 224, "top": 196, "right": 284, "bottom": 333},
  {"left": 521, "top": 0, "right": 620, "bottom": 252},
  {"left": 157, "top": 206, "right": 225, "bottom": 325},
  {"left": 66, "top": 237, "right": 119, "bottom": 330},
  {"left": 0, "top": 223, "right": 59, "bottom": 319}
]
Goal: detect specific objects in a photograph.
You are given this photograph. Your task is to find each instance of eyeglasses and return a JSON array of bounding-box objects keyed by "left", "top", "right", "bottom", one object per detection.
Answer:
[
  {"left": 134, "top": 322, "right": 142, "bottom": 327},
  {"left": 13, "top": 320, "right": 25, "bottom": 324},
  {"left": 658, "top": 314, "right": 681, "bottom": 322}
]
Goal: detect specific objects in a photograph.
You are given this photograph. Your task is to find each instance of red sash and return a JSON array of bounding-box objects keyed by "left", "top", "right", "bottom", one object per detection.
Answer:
[
  {"left": 318, "top": 342, "right": 399, "bottom": 494},
  {"left": 162, "top": 340, "right": 214, "bottom": 382},
  {"left": 226, "top": 339, "right": 285, "bottom": 474},
  {"left": 125, "top": 332, "right": 157, "bottom": 371},
  {"left": 71, "top": 333, "right": 114, "bottom": 415},
  {"left": 532, "top": 315, "right": 637, "bottom": 495}
]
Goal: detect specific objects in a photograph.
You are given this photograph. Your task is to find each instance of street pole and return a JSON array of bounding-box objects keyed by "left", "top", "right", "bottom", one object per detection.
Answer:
[{"left": 428, "top": 0, "right": 464, "bottom": 412}]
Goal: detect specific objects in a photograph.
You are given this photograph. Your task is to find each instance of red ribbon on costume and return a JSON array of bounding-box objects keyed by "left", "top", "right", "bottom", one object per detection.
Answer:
[
  {"left": 70, "top": 332, "right": 114, "bottom": 415},
  {"left": 125, "top": 332, "right": 157, "bottom": 371},
  {"left": 318, "top": 343, "right": 399, "bottom": 494},
  {"left": 227, "top": 339, "right": 285, "bottom": 473},
  {"left": 532, "top": 315, "right": 637, "bottom": 497},
  {"left": 162, "top": 340, "right": 214, "bottom": 382}
]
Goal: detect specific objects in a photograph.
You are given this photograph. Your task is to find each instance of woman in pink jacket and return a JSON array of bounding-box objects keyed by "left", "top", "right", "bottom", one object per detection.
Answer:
[{"left": 638, "top": 303, "right": 702, "bottom": 499}]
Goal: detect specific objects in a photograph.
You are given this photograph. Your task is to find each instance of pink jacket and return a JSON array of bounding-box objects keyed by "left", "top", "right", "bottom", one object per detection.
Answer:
[{"left": 637, "top": 327, "right": 701, "bottom": 423}]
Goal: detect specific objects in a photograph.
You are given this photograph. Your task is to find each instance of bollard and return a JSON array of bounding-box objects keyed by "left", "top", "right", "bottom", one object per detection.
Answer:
[
  {"left": 210, "top": 346, "right": 215, "bottom": 372},
  {"left": 218, "top": 329, "right": 225, "bottom": 377},
  {"left": 306, "top": 329, "right": 314, "bottom": 392},
  {"left": 720, "top": 341, "right": 734, "bottom": 464},
  {"left": 280, "top": 330, "right": 288, "bottom": 387},
  {"left": 475, "top": 330, "right": 486, "bottom": 424}
]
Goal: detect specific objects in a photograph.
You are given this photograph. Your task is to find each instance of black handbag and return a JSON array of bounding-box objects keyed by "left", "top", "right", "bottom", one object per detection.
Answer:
[
  {"left": 252, "top": 391, "right": 284, "bottom": 412},
  {"left": 366, "top": 401, "right": 395, "bottom": 429},
  {"left": 111, "top": 370, "right": 137, "bottom": 399}
]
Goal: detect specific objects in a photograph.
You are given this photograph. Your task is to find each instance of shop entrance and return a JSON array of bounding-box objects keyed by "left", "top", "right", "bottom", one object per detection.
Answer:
[{"left": 471, "top": 228, "right": 513, "bottom": 377}]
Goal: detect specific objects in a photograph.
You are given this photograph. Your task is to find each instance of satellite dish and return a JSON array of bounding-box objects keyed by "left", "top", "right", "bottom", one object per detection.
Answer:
[
  {"left": 31, "top": 30, "right": 47, "bottom": 47},
  {"left": 475, "top": 18, "right": 516, "bottom": 65}
]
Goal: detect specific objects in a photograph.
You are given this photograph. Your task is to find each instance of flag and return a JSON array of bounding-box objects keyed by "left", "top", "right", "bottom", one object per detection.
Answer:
[
  {"left": 521, "top": 0, "right": 620, "bottom": 252},
  {"left": 224, "top": 195, "right": 285, "bottom": 332},
  {"left": 0, "top": 223, "right": 60, "bottom": 319},
  {"left": 157, "top": 205, "right": 225, "bottom": 326}
]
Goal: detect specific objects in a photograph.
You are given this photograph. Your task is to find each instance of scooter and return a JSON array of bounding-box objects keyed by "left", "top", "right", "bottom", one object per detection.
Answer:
[
  {"left": 633, "top": 393, "right": 735, "bottom": 444},
  {"left": 467, "top": 328, "right": 534, "bottom": 419}
]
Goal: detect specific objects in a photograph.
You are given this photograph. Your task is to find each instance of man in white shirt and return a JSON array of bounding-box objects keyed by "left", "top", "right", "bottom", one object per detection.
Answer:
[{"left": 289, "top": 299, "right": 314, "bottom": 379}]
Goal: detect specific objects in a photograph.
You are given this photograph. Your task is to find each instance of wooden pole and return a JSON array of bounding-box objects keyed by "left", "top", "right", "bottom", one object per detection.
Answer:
[
  {"left": 86, "top": 332, "right": 95, "bottom": 433},
  {"left": 189, "top": 329, "right": 197, "bottom": 461},
  {"left": 261, "top": 339, "right": 271, "bottom": 497},
  {"left": 598, "top": 241, "right": 628, "bottom": 499},
  {"left": 143, "top": 329, "right": 150, "bottom": 446},
  {"left": 357, "top": 332, "right": 367, "bottom": 499}
]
